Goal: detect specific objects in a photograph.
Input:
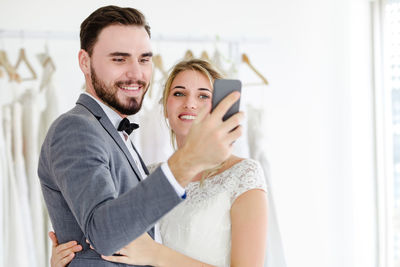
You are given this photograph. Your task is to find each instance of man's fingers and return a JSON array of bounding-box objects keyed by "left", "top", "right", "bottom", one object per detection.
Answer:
[
  {"left": 211, "top": 91, "right": 240, "bottom": 121},
  {"left": 48, "top": 231, "right": 59, "bottom": 247}
]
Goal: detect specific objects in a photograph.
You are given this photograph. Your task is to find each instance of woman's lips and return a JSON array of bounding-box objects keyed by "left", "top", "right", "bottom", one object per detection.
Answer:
[{"left": 179, "top": 114, "right": 196, "bottom": 121}]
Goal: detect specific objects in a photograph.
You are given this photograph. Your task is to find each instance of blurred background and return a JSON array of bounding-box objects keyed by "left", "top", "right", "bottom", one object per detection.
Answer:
[{"left": 0, "top": 0, "right": 394, "bottom": 266}]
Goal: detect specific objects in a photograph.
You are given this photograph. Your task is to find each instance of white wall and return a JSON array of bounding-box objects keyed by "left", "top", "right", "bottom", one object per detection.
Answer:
[{"left": 0, "top": 0, "right": 377, "bottom": 267}]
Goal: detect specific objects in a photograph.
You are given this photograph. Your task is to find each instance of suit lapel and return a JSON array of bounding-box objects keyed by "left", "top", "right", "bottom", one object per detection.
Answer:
[
  {"left": 76, "top": 94, "right": 143, "bottom": 182},
  {"left": 131, "top": 142, "right": 149, "bottom": 175}
]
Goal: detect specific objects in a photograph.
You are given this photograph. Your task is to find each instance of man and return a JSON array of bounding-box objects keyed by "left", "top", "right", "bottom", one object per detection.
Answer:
[{"left": 38, "top": 5, "right": 242, "bottom": 266}]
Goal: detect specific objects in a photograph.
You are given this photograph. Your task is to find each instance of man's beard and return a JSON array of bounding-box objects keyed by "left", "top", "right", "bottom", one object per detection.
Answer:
[{"left": 90, "top": 66, "right": 148, "bottom": 115}]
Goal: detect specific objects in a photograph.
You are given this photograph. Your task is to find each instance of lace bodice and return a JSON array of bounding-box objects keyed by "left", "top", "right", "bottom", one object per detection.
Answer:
[{"left": 148, "top": 159, "right": 267, "bottom": 267}]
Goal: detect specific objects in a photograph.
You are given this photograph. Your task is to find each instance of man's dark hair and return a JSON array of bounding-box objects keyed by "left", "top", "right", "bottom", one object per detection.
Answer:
[{"left": 80, "top": 5, "right": 151, "bottom": 56}]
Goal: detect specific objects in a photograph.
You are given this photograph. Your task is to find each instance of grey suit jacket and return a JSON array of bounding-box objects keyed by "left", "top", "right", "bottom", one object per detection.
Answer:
[{"left": 38, "top": 94, "right": 183, "bottom": 266}]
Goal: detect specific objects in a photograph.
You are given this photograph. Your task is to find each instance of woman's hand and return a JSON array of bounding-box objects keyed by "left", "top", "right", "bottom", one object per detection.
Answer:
[
  {"left": 101, "top": 233, "right": 161, "bottom": 266},
  {"left": 49, "top": 231, "right": 82, "bottom": 267}
]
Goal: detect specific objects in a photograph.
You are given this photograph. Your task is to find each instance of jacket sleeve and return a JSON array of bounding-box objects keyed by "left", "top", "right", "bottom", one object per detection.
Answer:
[{"left": 48, "top": 114, "right": 183, "bottom": 255}]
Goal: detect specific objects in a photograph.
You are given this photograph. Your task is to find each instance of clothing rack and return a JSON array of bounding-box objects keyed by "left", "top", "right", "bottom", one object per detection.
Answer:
[
  {"left": 0, "top": 29, "right": 269, "bottom": 85},
  {"left": 0, "top": 29, "right": 270, "bottom": 44},
  {"left": 0, "top": 29, "right": 270, "bottom": 65}
]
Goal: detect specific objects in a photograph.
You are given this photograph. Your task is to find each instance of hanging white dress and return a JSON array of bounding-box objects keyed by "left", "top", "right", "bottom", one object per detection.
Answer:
[
  {"left": 21, "top": 88, "right": 47, "bottom": 267},
  {"left": 12, "top": 100, "right": 38, "bottom": 267},
  {"left": 246, "top": 104, "right": 287, "bottom": 267},
  {"left": 152, "top": 159, "right": 267, "bottom": 267},
  {"left": 0, "top": 76, "right": 8, "bottom": 267},
  {"left": 0, "top": 107, "right": 6, "bottom": 267},
  {"left": 236, "top": 53, "right": 287, "bottom": 266},
  {"left": 37, "top": 52, "right": 59, "bottom": 267},
  {"left": 38, "top": 53, "right": 59, "bottom": 144},
  {"left": 3, "top": 104, "right": 30, "bottom": 267},
  {"left": 131, "top": 76, "right": 173, "bottom": 165}
]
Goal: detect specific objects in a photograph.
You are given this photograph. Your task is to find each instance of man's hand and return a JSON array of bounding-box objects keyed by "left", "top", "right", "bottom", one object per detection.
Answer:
[{"left": 169, "top": 91, "right": 243, "bottom": 186}]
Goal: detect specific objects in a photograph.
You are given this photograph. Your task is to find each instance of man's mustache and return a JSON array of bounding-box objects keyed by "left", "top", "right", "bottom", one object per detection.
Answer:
[{"left": 115, "top": 80, "right": 146, "bottom": 87}]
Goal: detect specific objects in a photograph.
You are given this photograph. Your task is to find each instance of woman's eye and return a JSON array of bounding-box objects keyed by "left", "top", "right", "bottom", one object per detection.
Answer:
[
  {"left": 173, "top": 92, "right": 184, "bottom": 97},
  {"left": 199, "top": 94, "right": 211, "bottom": 99}
]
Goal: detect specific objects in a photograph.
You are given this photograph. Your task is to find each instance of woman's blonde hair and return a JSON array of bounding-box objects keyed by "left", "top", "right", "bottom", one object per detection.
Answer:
[{"left": 161, "top": 59, "right": 225, "bottom": 183}]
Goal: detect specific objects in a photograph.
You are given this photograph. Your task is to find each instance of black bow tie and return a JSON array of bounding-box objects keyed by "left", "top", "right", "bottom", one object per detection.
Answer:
[{"left": 117, "top": 118, "right": 139, "bottom": 135}]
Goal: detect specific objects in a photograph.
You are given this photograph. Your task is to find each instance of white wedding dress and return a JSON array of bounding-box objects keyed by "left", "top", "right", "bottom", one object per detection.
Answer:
[{"left": 149, "top": 158, "right": 267, "bottom": 267}]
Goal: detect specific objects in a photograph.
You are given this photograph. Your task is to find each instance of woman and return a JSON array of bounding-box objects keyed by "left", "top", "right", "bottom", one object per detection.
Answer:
[{"left": 50, "top": 59, "right": 268, "bottom": 267}]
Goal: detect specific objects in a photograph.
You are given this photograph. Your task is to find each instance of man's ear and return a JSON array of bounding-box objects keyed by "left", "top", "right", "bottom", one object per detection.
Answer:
[{"left": 78, "top": 49, "right": 90, "bottom": 75}]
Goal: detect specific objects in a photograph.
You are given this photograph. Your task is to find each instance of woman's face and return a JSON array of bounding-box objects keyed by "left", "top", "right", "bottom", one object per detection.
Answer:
[{"left": 166, "top": 70, "right": 213, "bottom": 139}]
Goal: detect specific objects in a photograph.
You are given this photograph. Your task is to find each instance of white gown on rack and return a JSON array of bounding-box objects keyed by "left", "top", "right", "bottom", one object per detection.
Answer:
[
  {"left": 37, "top": 52, "right": 59, "bottom": 267},
  {"left": 238, "top": 58, "right": 287, "bottom": 266},
  {"left": 0, "top": 107, "right": 5, "bottom": 267},
  {"left": 150, "top": 159, "right": 267, "bottom": 267},
  {"left": 130, "top": 77, "right": 172, "bottom": 164},
  {"left": 134, "top": 101, "right": 172, "bottom": 164},
  {"left": 21, "top": 88, "right": 47, "bottom": 267},
  {"left": 38, "top": 52, "right": 59, "bottom": 144},
  {"left": 0, "top": 77, "right": 7, "bottom": 267},
  {"left": 246, "top": 103, "right": 287, "bottom": 267},
  {"left": 3, "top": 104, "right": 30, "bottom": 267},
  {"left": 12, "top": 101, "right": 38, "bottom": 267}
]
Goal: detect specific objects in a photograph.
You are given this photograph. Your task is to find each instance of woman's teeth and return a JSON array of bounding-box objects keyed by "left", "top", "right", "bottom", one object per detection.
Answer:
[{"left": 180, "top": 115, "right": 196, "bottom": 120}]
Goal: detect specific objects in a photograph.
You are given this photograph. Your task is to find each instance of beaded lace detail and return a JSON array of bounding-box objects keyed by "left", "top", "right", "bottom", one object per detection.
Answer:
[{"left": 148, "top": 159, "right": 267, "bottom": 267}]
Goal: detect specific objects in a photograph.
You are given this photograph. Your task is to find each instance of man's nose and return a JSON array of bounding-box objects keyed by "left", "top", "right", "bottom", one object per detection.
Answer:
[{"left": 125, "top": 60, "right": 142, "bottom": 80}]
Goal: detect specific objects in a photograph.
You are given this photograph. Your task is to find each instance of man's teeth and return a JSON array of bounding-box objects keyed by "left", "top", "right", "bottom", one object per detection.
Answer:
[
  {"left": 120, "top": 85, "right": 139, "bottom": 91},
  {"left": 180, "top": 115, "right": 196, "bottom": 120}
]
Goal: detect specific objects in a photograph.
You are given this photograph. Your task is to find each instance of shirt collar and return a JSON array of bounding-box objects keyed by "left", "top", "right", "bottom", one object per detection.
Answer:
[{"left": 84, "top": 92, "right": 123, "bottom": 130}]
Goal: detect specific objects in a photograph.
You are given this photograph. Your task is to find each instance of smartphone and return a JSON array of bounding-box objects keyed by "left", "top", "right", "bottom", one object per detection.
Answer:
[{"left": 212, "top": 79, "right": 242, "bottom": 121}]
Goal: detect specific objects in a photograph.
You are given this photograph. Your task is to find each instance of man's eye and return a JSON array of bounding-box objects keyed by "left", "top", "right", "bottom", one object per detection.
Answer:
[
  {"left": 140, "top": 58, "right": 151, "bottom": 63},
  {"left": 112, "top": 58, "right": 125, "bottom": 62}
]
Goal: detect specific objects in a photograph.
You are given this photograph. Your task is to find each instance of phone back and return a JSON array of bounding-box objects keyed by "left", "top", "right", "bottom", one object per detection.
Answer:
[{"left": 212, "top": 79, "right": 242, "bottom": 121}]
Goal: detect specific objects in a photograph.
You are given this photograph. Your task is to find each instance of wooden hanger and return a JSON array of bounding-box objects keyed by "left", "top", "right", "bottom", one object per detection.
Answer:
[
  {"left": 43, "top": 55, "right": 56, "bottom": 71},
  {"left": 37, "top": 52, "right": 56, "bottom": 71},
  {"left": 183, "top": 49, "right": 194, "bottom": 60},
  {"left": 242, "top": 53, "right": 268, "bottom": 85},
  {"left": 148, "top": 54, "right": 168, "bottom": 98},
  {"left": 211, "top": 49, "right": 227, "bottom": 77},
  {"left": 37, "top": 51, "right": 57, "bottom": 91},
  {"left": 153, "top": 54, "right": 167, "bottom": 77},
  {"left": 201, "top": 50, "right": 210, "bottom": 61},
  {"left": 40, "top": 42, "right": 56, "bottom": 70},
  {"left": 14, "top": 48, "right": 37, "bottom": 81},
  {"left": 0, "top": 50, "right": 21, "bottom": 82}
]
